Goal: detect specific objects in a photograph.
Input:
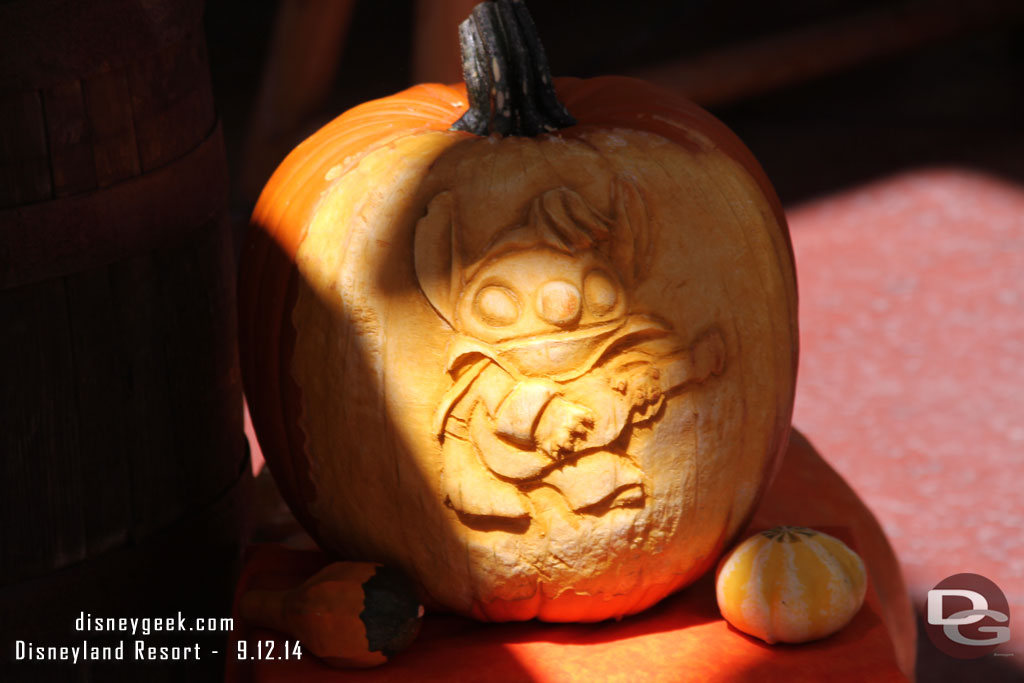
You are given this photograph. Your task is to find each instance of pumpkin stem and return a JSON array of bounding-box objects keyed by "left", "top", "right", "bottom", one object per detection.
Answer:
[{"left": 451, "top": 0, "right": 576, "bottom": 136}]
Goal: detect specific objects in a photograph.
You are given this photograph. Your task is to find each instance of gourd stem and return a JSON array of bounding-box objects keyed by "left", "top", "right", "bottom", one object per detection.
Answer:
[{"left": 451, "top": 0, "right": 575, "bottom": 137}]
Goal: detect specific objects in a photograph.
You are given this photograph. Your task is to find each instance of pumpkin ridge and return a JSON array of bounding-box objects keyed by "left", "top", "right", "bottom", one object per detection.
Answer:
[
  {"left": 643, "top": 144, "right": 773, "bottom": 548},
  {"left": 716, "top": 159, "right": 795, "bottom": 502},
  {"left": 377, "top": 269, "right": 420, "bottom": 579}
]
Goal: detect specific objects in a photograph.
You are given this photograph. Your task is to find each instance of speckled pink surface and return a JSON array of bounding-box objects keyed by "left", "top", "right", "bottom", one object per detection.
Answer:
[
  {"left": 788, "top": 168, "right": 1024, "bottom": 659},
  {"left": 243, "top": 167, "right": 1024, "bottom": 674}
]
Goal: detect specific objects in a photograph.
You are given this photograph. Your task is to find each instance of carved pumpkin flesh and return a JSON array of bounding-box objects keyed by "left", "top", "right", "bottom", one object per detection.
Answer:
[{"left": 239, "top": 0, "right": 798, "bottom": 623}]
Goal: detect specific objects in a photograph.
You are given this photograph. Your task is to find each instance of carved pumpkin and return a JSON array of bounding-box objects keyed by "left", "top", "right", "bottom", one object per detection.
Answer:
[
  {"left": 715, "top": 526, "right": 868, "bottom": 644},
  {"left": 239, "top": 0, "right": 798, "bottom": 623}
]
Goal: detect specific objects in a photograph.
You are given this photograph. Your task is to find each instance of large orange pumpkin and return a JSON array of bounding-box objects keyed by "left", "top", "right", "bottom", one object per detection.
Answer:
[{"left": 239, "top": 0, "right": 798, "bottom": 623}]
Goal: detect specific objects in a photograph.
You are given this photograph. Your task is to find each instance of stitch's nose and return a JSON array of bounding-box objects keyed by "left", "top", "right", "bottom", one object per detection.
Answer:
[{"left": 537, "top": 280, "right": 582, "bottom": 328}]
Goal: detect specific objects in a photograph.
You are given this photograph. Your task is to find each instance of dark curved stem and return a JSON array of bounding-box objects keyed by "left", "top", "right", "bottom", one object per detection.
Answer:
[{"left": 451, "top": 0, "right": 576, "bottom": 137}]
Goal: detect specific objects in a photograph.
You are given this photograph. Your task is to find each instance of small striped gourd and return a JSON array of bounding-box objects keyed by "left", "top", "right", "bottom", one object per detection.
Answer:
[{"left": 715, "top": 526, "right": 867, "bottom": 644}]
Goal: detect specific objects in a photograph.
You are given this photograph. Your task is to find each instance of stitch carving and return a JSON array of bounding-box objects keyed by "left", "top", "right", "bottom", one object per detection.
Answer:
[{"left": 414, "top": 177, "right": 725, "bottom": 524}]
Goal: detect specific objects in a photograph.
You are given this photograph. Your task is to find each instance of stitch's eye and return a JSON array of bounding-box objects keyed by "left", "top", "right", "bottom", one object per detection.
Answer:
[
  {"left": 584, "top": 270, "right": 618, "bottom": 316},
  {"left": 537, "top": 280, "right": 582, "bottom": 327},
  {"left": 474, "top": 285, "right": 519, "bottom": 327}
]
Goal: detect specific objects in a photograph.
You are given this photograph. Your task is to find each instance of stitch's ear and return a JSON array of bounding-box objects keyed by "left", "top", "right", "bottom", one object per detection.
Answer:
[
  {"left": 414, "top": 192, "right": 462, "bottom": 326},
  {"left": 609, "top": 176, "right": 650, "bottom": 288},
  {"left": 530, "top": 187, "right": 612, "bottom": 253}
]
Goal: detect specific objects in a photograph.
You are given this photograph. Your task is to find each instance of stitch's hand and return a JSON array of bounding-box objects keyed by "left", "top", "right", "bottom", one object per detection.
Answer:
[
  {"left": 612, "top": 364, "right": 663, "bottom": 408},
  {"left": 535, "top": 398, "right": 594, "bottom": 458}
]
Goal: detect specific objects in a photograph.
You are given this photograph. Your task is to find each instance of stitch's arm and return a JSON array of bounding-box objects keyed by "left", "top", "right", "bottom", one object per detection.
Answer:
[
  {"left": 491, "top": 379, "right": 559, "bottom": 448},
  {"left": 658, "top": 328, "right": 726, "bottom": 391}
]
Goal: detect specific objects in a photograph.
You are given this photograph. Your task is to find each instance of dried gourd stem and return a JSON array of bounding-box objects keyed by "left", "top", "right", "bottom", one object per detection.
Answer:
[
  {"left": 452, "top": 0, "right": 575, "bottom": 136},
  {"left": 761, "top": 526, "right": 818, "bottom": 543}
]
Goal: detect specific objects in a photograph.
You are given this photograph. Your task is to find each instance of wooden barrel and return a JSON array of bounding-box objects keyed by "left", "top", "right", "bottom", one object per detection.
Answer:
[{"left": 0, "top": 1, "right": 248, "bottom": 678}]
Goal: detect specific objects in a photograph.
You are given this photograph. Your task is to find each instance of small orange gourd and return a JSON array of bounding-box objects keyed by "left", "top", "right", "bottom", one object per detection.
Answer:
[
  {"left": 239, "top": 561, "right": 424, "bottom": 668},
  {"left": 715, "top": 526, "right": 868, "bottom": 644}
]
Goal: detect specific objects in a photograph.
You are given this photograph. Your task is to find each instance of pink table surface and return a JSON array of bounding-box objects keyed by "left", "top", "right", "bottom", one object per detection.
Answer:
[
  {"left": 240, "top": 166, "right": 1024, "bottom": 677},
  {"left": 788, "top": 167, "right": 1024, "bottom": 662}
]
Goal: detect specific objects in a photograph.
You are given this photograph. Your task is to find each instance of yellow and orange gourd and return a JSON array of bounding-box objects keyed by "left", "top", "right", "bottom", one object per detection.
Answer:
[{"left": 716, "top": 526, "right": 868, "bottom": 644}]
